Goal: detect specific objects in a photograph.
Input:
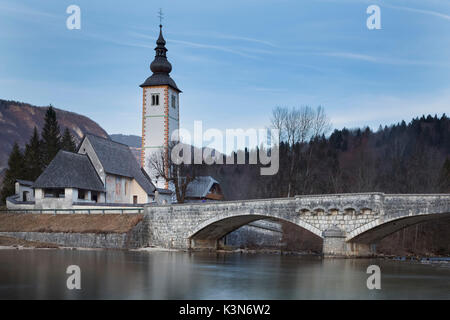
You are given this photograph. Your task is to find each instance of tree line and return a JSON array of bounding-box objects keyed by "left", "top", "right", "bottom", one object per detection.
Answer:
[
  {"left": 0, "top": 106, "right": 76, "bottom": 203},
  {"left": 190, "top": 107, "right": 449, "bottom": 255},
  {"left": 197, "top": 109, "right": 450, "bottom": 199}
]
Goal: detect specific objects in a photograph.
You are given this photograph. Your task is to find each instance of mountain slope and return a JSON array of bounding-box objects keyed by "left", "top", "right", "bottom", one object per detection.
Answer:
[
  {"left": 0, "top": 99, "right": 108, "bottom": 170},
  {"left": 110, "top": 134, "right": 141, "bottom": 148}
]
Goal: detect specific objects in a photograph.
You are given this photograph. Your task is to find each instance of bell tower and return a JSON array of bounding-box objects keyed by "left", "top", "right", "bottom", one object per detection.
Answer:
[{"left": 140, "top": 24, "right": 181, "bottom": 189}]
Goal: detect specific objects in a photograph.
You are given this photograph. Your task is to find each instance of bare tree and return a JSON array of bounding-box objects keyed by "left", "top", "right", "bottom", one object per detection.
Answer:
[
  {"left": 270, "top": 106, "right": 288, "bottom": 143},
  {"left": 148, "top": 142, "right": 197, "bottom": 203},
  {"left": 270, "top": 105, "right": 331, "bottom": 196}
]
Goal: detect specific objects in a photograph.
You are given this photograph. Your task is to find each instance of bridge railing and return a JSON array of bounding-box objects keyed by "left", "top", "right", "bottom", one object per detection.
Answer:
[{"left": 0, "top": 208, "right": 144, "bottom": 215}]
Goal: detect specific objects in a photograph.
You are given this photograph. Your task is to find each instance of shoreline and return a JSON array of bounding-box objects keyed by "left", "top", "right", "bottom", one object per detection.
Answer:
[
  {"left": 1, "top": 243, "right": 448, "bottom": 264},
  {"left": 1, "top": 236, "right": 448, "bottom": 263}
]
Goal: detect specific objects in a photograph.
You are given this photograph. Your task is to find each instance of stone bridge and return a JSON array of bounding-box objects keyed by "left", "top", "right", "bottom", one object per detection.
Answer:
[{"left": 144, "top": 193, "right": 450, "bottom": 257}]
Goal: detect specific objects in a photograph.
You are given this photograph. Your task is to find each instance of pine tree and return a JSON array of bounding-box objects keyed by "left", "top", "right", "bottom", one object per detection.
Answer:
[
  {"left": 23, "top": 127, "right": 43, "bottom": 181},
  {"left": 0, "top": 143, "right": 25, "bottom": 204},
  {"left": 41, "top": 105, "right": 61, "bottom": 167},
  {"left": 439, "top": 157, "right": 450, "bottom": 193},
  {"left": 61, "top": 128, "right": 77, "bottom": 152}
]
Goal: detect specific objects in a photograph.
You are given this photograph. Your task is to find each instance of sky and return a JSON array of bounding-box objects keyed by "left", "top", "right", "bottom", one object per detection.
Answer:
[{"left": 1, "top": 0, "right": 449, "bottom": 138}]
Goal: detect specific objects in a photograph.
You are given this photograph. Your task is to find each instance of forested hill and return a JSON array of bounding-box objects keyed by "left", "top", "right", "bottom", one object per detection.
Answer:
[
  {"left": 194, "top": 114, "right": 450, "bottom": 201},
  {"left": 110, "top": 134, "right": 141, "bottom": 148},
  {"left": 0, "top": 99, "right": 109, "bottom": 170}
]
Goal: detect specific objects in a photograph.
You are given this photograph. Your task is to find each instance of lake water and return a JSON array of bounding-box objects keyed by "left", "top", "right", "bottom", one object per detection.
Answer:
[{"left": 0, "top": 249, "right": 448, "bottom": 299}]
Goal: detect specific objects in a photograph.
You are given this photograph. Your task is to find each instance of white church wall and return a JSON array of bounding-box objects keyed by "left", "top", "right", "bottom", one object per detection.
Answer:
[
  {"left": 78, "top": 137, "right": 106, "bottom": 183},
  {"left": 105, "top": 174, "right": 133, "bottom": 204}
]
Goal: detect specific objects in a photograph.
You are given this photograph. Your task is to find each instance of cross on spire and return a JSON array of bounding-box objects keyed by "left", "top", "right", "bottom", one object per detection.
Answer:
[{"left": 158, "top": 8, "right": 164, "bottom": 26}]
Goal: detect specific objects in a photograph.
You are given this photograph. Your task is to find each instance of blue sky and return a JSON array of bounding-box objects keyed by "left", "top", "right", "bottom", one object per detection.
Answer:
[{"left": 1, "top": 0, "right": 449, "bottom": 136}]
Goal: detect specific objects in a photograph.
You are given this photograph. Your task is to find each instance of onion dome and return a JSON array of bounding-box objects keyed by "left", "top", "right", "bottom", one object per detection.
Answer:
[{"left": 140, "top": 25, "right": 181, "bottom": 92}]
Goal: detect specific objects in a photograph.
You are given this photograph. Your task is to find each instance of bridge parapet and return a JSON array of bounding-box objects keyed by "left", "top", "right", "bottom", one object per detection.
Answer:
[{"left": 295, "top": 192, "right": 385, "bottom": 216}]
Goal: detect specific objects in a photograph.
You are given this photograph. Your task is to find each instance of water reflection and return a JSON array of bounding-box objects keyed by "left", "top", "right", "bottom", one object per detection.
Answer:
[{"left": 0, "top": 249, "right": 448, "bottom": 299}]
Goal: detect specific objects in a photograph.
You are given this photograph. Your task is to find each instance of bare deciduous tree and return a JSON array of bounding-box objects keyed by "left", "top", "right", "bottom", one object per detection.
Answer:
[
  {"left": 270, "top": 105, "right": 331, "bottom": 196},
  {"left": 148, "top": 142, "right": 197, "bottom": 203}
]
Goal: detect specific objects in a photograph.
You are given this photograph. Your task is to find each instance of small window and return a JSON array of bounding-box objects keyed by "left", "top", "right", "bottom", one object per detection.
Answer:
[
  {"left": 171, "top": 95, "right": 176, "bottom": 108},
  {"left": 78, "top": 189, "right": 86, "bottom": 200},
  {"left": 43, "top": 188, "right": 65, "bottom": 198},
  {"left": 151, "top": 94, "right": 160, "bottom": 106}
]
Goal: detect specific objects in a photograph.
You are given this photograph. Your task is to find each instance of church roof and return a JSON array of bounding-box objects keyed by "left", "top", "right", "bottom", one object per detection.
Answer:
[
  {"left": 140, "top": 25, "right": 181, "bottom": 92},
  {"left": 140, "top": 73, "right": 180, "bottom": 92},
  {"left": 81, "top": 134, "right": 157, "bottom": 195},
  {"left": 33, "top": 151, "right": 105, "bottom": 192}
]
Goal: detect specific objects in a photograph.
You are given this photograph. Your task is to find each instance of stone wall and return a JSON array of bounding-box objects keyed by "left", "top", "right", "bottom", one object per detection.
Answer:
[
  {"left": 0, "top": 220, "right": 146, "bottom": 249},
  {"left": 224, "top": 220, "right": 283, "bottom": 248}
]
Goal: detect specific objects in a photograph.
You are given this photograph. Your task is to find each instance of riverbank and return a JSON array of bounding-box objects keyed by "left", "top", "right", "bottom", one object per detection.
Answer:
[
  {"left": 0, "top": 235, "right": 59, "bottom": 249},
  {"left": 0, "top": 213, "right": 146, "bottom": 249},
  {"left": 0, "top": 213, "right": 143, "bottom": 233},
  {"left": 1, "top": 236, "right": 448, "bottom": 267}
]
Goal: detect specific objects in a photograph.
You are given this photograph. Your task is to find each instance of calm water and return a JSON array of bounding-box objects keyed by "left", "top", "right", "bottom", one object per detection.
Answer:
[{"left": 0, "top": 249, "right": 449, "bottom": 299}]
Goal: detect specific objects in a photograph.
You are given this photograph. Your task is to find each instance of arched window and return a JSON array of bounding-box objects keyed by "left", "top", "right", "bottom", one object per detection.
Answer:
[
  {"left": 151, "top": 93, "right": 160, "bottom": 106},
  {"left": 171, "top": 94, "right": 177, "bottom": 108}
]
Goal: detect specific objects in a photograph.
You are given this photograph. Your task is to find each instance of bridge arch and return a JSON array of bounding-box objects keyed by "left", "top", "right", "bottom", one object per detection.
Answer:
[
  {"left": 347, "top": 211, "right": 450, "bottom": 243},
  {"left": 188, "top": 212, "right": 323, "bottom": 249}
]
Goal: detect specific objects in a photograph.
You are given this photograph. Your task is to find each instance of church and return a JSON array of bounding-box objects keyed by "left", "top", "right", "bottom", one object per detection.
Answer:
[{"left": 6, "top": 24, "right": 223, "bottom": 211}]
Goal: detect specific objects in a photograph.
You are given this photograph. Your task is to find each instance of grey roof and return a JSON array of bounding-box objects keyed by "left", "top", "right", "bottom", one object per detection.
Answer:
[
  {"left": 33, "top": 151, "right": 105, "bottom": 192},
  {"left": 156, "top": 187, "right": 173, "bottom": 195},
  {"left": 185, "top": 176, "right": 219, "bottom": 198},
  {"left": 16, "top": 179, "right": 33, "bottom": 187},
  {"left": 6, "top": 194, "right": 35, "bottom": 205},
  {"left": 82, "top": 134, "right": 156, "bottom": 195},
  {"left": 140, "top": 73, "right": 181, "bottom": 92}
]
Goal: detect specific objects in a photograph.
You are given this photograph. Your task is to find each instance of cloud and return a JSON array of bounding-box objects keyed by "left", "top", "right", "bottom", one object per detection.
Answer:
[
  {"left": 319, "top": 51, "right": 450, "bottom": 67},
  {"left": 162, "top": 30, "right": 277, "bottom": 47},
  {"left": 0, "top": 1, "right": 59, "bottom": 19},
  {"left": 130, "top": 32, "right": 263, "bottom": 59},
  {"left": 383, "top": 3, "right": 450, "bottom": 22},
  {"left": 329, "top": 90, "right": 450, "bottom": 129},
  {"left": 168, "top": 39, "right": 260, "bottom": 59}
]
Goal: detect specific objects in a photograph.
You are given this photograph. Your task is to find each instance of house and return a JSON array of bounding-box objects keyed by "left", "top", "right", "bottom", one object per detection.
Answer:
[
  {"left": 7, "top": 134, "right": 172, "bottom": 210},
  {"left": 184, "top": 176, "right": 224, "bottom": 202}
]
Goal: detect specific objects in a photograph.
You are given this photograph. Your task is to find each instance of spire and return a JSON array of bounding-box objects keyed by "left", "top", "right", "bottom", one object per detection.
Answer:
[
  {"left": 156, "top": 24, "right": 166, "bottom": 47},
  {"left": 140, "top": 22, "right": 181, "bottom": 92},
  {"left": 150, "top": 24, "right": 172, "bottom": 74}
]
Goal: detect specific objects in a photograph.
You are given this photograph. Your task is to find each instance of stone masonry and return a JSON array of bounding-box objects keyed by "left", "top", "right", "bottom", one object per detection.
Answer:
[
  {"left": 144, "top": 193, "right": 450, "bottom": 257},
  {"left": 0, "top": 220, "right": 147, "bottom": 249}
]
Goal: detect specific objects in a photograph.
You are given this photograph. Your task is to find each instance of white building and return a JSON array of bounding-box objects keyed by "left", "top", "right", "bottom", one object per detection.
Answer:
[{"left": 6, "top": 134, "right": 172, "bottom": 211}]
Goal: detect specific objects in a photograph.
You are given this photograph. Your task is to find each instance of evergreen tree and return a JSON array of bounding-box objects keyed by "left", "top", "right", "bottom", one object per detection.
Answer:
[
  {"left": 0, "top": 143, "right": 25, "bottom": 204},
  {"left": 23, "top": 127, "right": 43, "bottom": 181},
  {"left": 41, "top": 105, "right": 61, "bottom": 167},
  {"left": 439, "top": 157, "right": 450, "bottom": 193},
  {"left": 61, "top": 128, "right": 77, "bottom": 152}
]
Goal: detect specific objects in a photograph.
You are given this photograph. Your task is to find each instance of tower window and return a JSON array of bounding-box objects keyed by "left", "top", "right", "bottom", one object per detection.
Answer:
[
  {"left": 151, "top": 94, "right": 160, "bottom": 106},
  {"left": 171, "top": 95, "right": 177, "bottom": 109}
]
